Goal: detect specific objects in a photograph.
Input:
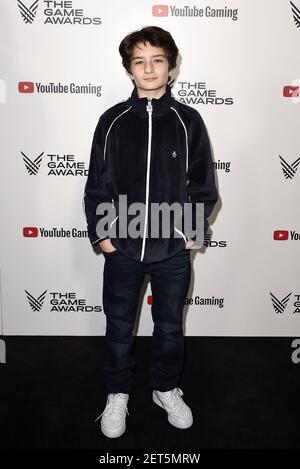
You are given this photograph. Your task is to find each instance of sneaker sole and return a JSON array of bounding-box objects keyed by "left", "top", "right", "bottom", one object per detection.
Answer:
[{"left": 152, "top": 391, "right": 193, "bottom": 429}]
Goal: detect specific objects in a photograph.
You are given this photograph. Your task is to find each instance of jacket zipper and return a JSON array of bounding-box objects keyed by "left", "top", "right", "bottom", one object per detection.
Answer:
[{"left": 140, "top": 97, "right": 153, "bottom": 262}]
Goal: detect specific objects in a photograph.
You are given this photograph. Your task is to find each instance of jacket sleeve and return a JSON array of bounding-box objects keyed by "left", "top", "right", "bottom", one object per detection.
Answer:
[
  {"left": 186, "top": 111, "right": 218, "bottom": 244},
  {"left": 83, "top": 113, "right": 116, "bottom": 247}
]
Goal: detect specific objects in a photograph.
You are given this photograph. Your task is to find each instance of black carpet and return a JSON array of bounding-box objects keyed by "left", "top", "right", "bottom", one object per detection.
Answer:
[{"left": 0, "top": 337, "right": 299, "bottom": 449}]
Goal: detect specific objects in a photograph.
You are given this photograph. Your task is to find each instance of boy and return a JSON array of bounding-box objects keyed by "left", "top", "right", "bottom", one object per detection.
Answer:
[{"left": 83, "top": 26, "right": 218, "bottom": 438}]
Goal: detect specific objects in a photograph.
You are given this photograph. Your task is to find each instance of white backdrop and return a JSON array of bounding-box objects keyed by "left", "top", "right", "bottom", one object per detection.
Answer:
[{"left": 0, "top": 0, "right": 299, "bottom": 336}]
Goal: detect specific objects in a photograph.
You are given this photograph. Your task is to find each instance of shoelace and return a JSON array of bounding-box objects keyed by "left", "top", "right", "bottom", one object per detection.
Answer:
[
  {"left": 94, "top": 393, "right": 129, "bottom": 422},
  {"left": 160, "top": 387, "right": 186, "bottom": 410}
]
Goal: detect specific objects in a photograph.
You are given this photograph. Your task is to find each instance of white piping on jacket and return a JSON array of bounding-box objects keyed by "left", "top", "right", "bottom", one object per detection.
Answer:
[
  {"left": 140, "top": 98, "right": 153, "bottom": 262},
  {"left": 174, "top": 227, "right": 188, "bottom": 243},
  {"left": 170, "top": 106, "right": 189, "bottom": 172},
  {"left": 171, "top": 106, "right": 191, "bottom": 236},
  {"left": 83, "top": 107, "right": 131, "bottom": 241},
  {"left": 109, "top": 215, "right": 118, "bottom": 228},
  {"left": 103, "top": 107, "right": 132, "bottom": 161},
  {"left": 90, "top": 213, "right": 118, "bottom": 245}
]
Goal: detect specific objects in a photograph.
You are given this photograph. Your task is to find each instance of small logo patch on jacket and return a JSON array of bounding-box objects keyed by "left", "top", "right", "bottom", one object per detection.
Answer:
[{"left": 171, "top": 150, "right": 178, "bottom": 158}]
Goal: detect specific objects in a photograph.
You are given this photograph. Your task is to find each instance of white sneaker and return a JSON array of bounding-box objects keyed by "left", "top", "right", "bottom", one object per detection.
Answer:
[
  {"left": 94, "top": 393, "right": 129, "bottom": 438},
  {"left": 153, "top": 387, "right": 193, "bottom": 429}
]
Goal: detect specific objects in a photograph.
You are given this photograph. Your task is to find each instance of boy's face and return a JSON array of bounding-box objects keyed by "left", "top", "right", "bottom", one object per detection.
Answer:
[{"left": 129, "top": 41, "right": 171, "bottom": 98}]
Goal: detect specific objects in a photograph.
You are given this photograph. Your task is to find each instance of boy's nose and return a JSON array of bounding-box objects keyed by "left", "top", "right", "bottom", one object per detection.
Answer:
[{"left": 144, "top": 62, "right": 154, "bottom": 73}]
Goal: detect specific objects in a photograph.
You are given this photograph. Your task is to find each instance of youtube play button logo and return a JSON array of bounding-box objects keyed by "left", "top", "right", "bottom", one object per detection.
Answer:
[
  {"left": 23, "top": 227, "right": 38, "bottom": 237},
  {"left": 283, "top": 86, "right": 299, "bottom": 98},
  {"left": 18, "top": 82, "right": 34, "bottom": 93},
  {"left": 273, "top": 230, "right": 289, "bottom": 241},
  {"left": 152, "top": 5, "right": 168, "bottom": 16}
]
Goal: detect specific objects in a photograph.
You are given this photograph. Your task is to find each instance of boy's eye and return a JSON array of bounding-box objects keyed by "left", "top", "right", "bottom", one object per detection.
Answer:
[{"left": 133, "top": 59, "right": 164, "bottom": 65}]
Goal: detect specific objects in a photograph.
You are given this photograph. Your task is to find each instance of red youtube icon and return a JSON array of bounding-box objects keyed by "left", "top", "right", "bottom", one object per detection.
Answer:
[
  {"left": 152, "top": 5, "right": 168, "bottom": 16},
  {"left": 283, "top": 86, "right": 299, "bottom": 98},
  {"left": 19, "top": 82, "right": 34, "bottom": 93},
  {"left": 23, "top": 227, "right": 38, "bottom": 237},
  {"left": 273, "top": 230, "right": 288, "bottom": 241}
]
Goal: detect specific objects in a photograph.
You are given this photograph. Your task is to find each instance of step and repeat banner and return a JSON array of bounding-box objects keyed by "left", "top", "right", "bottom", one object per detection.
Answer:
[{"left": 0, "top": 0, "right": 299, "bottom": 336}]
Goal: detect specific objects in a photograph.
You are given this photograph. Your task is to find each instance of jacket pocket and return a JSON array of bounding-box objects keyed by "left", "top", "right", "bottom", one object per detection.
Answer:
[{"left": 102, "top": 249, "right": 119, "bottom": 257}]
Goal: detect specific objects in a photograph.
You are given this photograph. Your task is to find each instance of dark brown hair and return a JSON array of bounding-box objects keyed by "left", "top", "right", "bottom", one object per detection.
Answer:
[{"left": 119, "top": 26, "right": 178, "bottom": 74}]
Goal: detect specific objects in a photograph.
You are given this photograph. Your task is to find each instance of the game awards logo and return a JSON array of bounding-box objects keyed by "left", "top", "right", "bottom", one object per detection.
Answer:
[
  {"left": 25, "top": 289, "right": 47, "bottom": 312},
  {"left": 279, "top": 155, "right": 300, "bottom": 179},
  {"left": 21, "top": 151, "right": 43, "bottom": 175},
  {"left": 17, "top": 0, "right": 101, "bottom": 25},
  {"left": 290, "top": 1, "right": 300, "bottom": 28},
  {"left": 17, "top": 0, "right": 39, "bottom": 24},
  {"left": 25, "top": 290, "right": 101, "bottom": 313},
  {"left": 270, "top": 292, "right": 300, "bottom": 314},
  {"left": 20, "top": 150, "right": 88, "bottom": 176}
]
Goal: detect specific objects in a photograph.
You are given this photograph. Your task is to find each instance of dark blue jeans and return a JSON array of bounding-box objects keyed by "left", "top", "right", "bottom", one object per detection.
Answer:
[{"left": 101, "top": 247, "right": 191, "bottom": 394}]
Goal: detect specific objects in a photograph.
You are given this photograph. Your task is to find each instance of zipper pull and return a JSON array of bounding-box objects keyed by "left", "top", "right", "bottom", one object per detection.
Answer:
[{"left": 146, "top": 97, "right": 153, "bottom": 112}]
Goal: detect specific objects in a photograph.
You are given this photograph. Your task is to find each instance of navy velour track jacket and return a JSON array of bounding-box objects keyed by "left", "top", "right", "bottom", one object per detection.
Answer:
[{"left": 83, "top": 83, "right": 218, "bottom": 263}]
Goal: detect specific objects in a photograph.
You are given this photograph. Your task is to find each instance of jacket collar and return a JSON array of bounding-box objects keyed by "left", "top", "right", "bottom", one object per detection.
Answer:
[{"left": 128, "top": 83, "right": 174, "bottom": 117}]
